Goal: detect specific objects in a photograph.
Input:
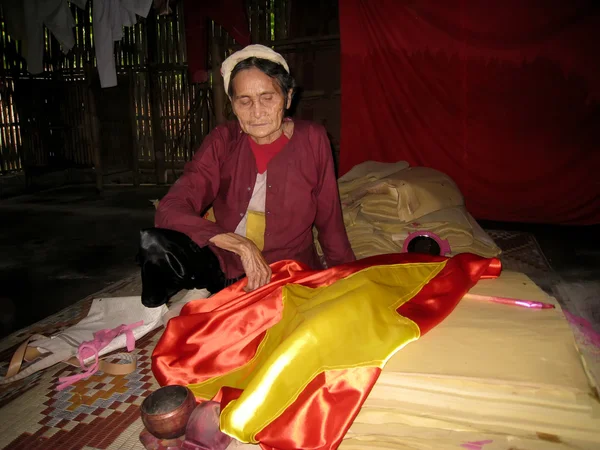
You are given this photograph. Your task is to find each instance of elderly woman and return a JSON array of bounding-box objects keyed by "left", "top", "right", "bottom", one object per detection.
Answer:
[{"left": 138, "top": 45, "right": 355, "bottom": 307}]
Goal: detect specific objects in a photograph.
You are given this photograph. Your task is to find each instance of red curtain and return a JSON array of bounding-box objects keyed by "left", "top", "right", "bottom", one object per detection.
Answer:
[{"left": 339, "top": 0, "right": 600, "bottom": 225}]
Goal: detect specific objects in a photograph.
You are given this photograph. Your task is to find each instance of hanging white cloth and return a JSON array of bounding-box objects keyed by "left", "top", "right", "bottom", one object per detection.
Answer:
[
  {"left": 1, "top": 0, "right": 76, "bottom": 74},
  {"left": 1, "top": 0, "right": 152, "bottom": 87},
  {"left": 76, "top": 0, "right": 152, "bottom": 88}
]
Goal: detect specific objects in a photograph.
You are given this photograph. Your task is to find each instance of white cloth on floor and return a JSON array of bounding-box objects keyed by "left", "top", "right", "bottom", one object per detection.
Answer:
[
  {"left": 0, "top": 296, "right": 166, "bottom": 384},
  {"left": 161, "top": 288, "right": 211, "bottom": 326},
  {"left": 32, "top": 296, "right": 166, "bottom": 364}
]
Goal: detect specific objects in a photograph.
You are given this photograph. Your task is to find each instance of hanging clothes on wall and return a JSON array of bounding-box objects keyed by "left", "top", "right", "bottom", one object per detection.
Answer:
[
  {"left": 1, "top": 0, "right": 152, "bottom": 88},
  {"left": 72, "top": 0, "right": 153, "bottom": 88},
  {"left": 0, "top": 0, "right": 76, "bottom": 74}
]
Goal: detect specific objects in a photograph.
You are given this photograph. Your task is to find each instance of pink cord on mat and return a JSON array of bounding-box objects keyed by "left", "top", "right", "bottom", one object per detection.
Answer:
[
  {"left": 565, "top": 311, "right": 600, "bottom": 349},
  {"left": 460, "top": 440, "right": 493, "bottom": 450},
  {"left": 56, "top": 320, "right": 144, "bottom": 390}
]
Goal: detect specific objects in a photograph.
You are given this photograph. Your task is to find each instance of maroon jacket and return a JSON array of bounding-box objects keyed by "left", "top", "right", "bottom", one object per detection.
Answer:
[{"left": 155, "top": 119, "right": 355, "bottom": 279}]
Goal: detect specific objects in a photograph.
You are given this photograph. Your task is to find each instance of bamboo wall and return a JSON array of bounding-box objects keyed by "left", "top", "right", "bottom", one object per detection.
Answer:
[
  {"left": 0, "top": 1, "right": 211, "bottom": 182},
  {"left": 0, "top": 0, "right": 341, "bottom": 183}
]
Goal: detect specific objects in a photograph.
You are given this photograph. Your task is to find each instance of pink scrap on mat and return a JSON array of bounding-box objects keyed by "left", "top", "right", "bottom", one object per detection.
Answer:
[
  {"left": 460, "top": 440, "right": 493, "bottom": 450},
  {"left": 565, "top": 312, "right": 600, "bottom": 349},
  {"left": 56, "top": 320, "right": 144, "bottom": 390}
]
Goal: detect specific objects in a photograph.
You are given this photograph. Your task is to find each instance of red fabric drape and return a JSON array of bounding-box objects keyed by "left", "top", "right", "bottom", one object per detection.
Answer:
[
  {"left": 183, "top": 0, "right": 251, "bottom": 83},
  {"left": 153, "top": 254, "right": 501, "bottom": 449},
  {"left": 339, "top": 0, "right": 600, "bottom": 224}
]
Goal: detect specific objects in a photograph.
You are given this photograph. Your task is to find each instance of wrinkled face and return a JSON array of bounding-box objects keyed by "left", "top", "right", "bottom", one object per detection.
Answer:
[{"left": 230, "top": 67, "right": 292, "bottom": 144}]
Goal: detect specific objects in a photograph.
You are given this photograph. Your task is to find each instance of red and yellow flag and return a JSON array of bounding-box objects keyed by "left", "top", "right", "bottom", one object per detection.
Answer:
[{"left": 152, "top": 252, "right": 501, "bottom": 449}]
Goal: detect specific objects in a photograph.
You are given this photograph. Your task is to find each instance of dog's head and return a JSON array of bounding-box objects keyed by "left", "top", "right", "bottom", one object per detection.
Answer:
[
  {"left": 137, "top": 228, "right": 226, "bottom": 308},
  {"left": 139, "top": 258, "right": 183, "bottom": 308},
  {"left": 138, "top": 228, "right": 192, "bottom": 308}
]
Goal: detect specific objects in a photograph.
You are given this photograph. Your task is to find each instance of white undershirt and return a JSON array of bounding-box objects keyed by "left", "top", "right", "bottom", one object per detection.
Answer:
[{"left": 234, "top": 171, "right": 268, "bottom": 237}]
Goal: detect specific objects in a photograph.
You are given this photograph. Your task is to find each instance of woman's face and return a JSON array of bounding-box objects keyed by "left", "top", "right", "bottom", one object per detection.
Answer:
[{"left": 231, "top": 67, "right": 292, "bottom": 144}]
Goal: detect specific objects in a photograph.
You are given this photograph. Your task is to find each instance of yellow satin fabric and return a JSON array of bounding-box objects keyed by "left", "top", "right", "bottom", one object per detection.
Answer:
[
  {"left": 204, "top": 207, "right": 216, "bottom": 222},
  {"left": 188, "top": 261, "right": 446, "bottom": 443},
  {"left": 203, "top": 208, "right": 265, "bottom": 250},
  {"left": 246, "top": 211, "right": 266, "bottom": 251}
]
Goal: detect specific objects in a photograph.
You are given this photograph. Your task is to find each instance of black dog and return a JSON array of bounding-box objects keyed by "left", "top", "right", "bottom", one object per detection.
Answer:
[{"left": 137, "top": 228, "right": 241, "bottom": 308}]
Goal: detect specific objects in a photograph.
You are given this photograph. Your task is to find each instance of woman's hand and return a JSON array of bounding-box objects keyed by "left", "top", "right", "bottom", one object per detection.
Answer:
[
  {"left": 238, "top": 240, "right": 272, "bottom": 292},
  {"left": 209, "top": 233, "right": 272, "bottom": 292}
]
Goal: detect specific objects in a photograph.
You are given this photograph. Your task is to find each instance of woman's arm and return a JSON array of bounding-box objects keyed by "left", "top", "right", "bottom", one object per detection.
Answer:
[
  {"left": 155, "top": 129, "right": 229, "bottom": 244},
  {"left": 311, "top": 126, "right": 356, "bottom": 266},
  {"left": 208, "top": 233, "right": 272, "bottom": 291},
  {"left": 156, "top": 127, "right": 272, "bottom": 290}
]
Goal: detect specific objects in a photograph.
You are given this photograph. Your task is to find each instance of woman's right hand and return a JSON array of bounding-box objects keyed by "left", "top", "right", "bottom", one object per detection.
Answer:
[{"left": 209, "top": 233, "right": 272, "bottom": 292}]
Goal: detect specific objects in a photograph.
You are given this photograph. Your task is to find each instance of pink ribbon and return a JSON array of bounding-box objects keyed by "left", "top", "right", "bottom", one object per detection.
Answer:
[{"left": 56, "top": 320, "right": 144, "bottom": 390}]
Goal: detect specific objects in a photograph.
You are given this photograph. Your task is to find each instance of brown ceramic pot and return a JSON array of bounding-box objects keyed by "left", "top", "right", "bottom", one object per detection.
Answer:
[{"left": 140, "top": 385, "right": 197, "bottom": 439}]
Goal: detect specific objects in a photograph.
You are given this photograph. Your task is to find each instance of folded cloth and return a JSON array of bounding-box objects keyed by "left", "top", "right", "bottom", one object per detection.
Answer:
[
  {"left": 324, "top": 161, "right": 501, "bottom": 260},
  {"left": 386, "top": 206, "right": 501, "bottom": 257},
  {"left": 344, "top": 271, "right": 600, "bottom": 448},
  {"left": 338, "top": 160, "right": 410, "bottom": 195},
  {"left": 342, "top": 166, "right": 465, "bottom": 223}
]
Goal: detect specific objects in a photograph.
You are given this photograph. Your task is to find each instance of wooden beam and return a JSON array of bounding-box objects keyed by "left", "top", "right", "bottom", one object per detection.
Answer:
[
  {"left": 128, "top": 71, "right": 140, "bottom": 186},
  {"left": 87, "top": 84, "right": 103, "bottom": 192},
  {"left": 211, "top": 35, "right": 227, "bottom": 125},
  {"left": 146, "top": 10, "right": 167, "bottom": 184},
  {"left": 231, "top": 34, "right": 340, "bottom": 51}
]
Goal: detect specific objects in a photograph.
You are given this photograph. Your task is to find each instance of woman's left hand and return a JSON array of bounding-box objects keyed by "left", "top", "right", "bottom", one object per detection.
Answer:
[
  {"left": 209, "top": 233, "right": 272, "bottom": 291},
  {"left": 238, "top": 240, "right": 272, "bottom": 292}
]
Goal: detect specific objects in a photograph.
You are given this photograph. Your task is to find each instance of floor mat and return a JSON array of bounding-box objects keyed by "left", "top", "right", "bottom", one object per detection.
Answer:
[
  {"left": 485, "top": 229, "right": 560, "bottom": 292},
  {"left": 487, "top": 230, "right": 600, "bottom": 391},
  {"left": 486, "top": 229, "right": 553, "bottom": 273},
  {"left": 0, "top": 274, "right": 159, "bottom": 450}
]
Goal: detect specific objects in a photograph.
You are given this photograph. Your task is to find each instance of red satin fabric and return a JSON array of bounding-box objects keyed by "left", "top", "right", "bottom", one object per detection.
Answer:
[
  {"left": 256, "top": 367, "right": 382, "bottom": 450},
  {"left": 339, "top": 0, "right": 600, "bottom": 224},
  {"left": 398, "top": 253, "right": 501, "bottom": 335},
  {"left": 153, "top": 253, "right": 441, "bottom": 386},
  {"left": 152, "top": 253, "right": 500, "bottom": 449}
]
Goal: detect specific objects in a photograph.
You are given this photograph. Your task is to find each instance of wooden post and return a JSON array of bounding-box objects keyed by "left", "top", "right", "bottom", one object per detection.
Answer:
[
  {"left": 87, "top": 85, "right": 103, "bottom": 192},
  {"left": 146, "top": 10, "right": 167, "bottom": 184},
  {"left": 128, "top": 71, "right": 140, "bottom": 186},
  {"left": 251, "top": 2, "right": 260, "bottom": 44},
  {"left": 148, "top": 72, "right": 166, "bottom": 185},
  {"left": 84, "top": 64, "right": 103, "bottom": 192},
  {"left": 211, "top": 35, "right": 227, "bottom": 125}
]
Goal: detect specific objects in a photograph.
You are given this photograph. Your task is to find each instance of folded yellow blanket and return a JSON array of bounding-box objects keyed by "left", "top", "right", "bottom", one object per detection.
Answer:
[
  {"left": 326, "top": 161, "right": 501, "bottom": 260},
  {"left": 343, "top": 271, "right": 600, "bottom": 449}
]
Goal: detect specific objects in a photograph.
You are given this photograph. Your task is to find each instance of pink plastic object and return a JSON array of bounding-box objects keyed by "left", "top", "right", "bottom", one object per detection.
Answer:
[
  {"left": 402, "top": 231, "right": 452, "bottom": 256},
  {"left": 139, "top": 428, "right": 185, "bottom": 449},
  {"left": 56, "top": 320, "right": 144, "bottom": 390},
  {"left": 182, "top": 401, "right": 232, "bottom": 450},
  {"left": 463, "top": 293, "right": 555, "bottom": 310}
]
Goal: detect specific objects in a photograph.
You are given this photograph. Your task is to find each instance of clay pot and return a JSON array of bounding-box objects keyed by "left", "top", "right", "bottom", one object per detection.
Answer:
[{"left": 140, "top": 385, "right": 197, "bottom": 439}]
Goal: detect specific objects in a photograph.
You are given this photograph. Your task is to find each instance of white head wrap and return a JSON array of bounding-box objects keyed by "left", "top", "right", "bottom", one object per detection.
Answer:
[{"left": 221, "top": 44, "right": 290, "bottom": 95}]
